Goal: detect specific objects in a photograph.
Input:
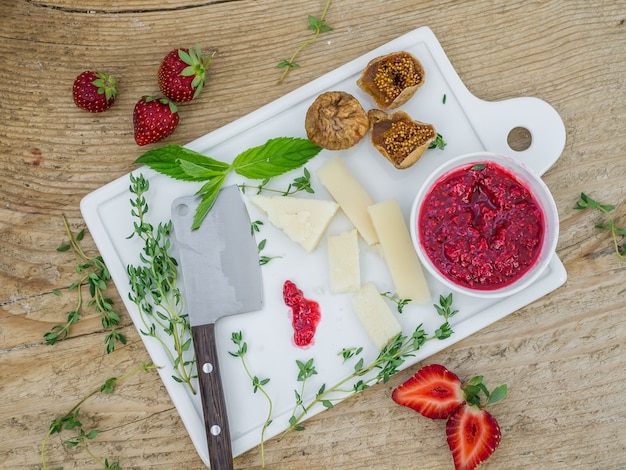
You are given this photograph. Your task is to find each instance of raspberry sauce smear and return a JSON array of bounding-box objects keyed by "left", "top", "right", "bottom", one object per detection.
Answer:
[
  {"left": 283, "top": 280, "right": 321, "bottom": 347},
  {"left": 418, "top": 161, "right": 546, "bottom": 290}
]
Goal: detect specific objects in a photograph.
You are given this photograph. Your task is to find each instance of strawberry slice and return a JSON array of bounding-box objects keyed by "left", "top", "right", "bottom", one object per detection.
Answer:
[
  {"left": 446, "top": 404, "right": 501, "bottom": 470},
  {"left": 392, "top": 364, "right": 464, "bottom": 419}
]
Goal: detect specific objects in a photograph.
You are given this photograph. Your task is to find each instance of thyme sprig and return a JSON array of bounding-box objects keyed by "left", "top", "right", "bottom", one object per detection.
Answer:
[
  {"left": 41, "top": 363, "right": 157, "bottom": 470},
  {"left": 240, "top": 168, "right": 314, "bottom": 196},
  {"left": 229, "top": 332, "right": 273, "bottom": 467},
  {"left": 433, "top": 293, "right": 458, "bottom": 340},
  {"left": 126, "top": 174, "right": 197, "bottom": 393},
  {"left": 277, "top": 0, "right": 333, "bottom": 83},
  {"left": 381, "top": 292, "right": 411, "bottom": 313},
  {"left": 575, "top": 192, "right": 625, "bottom": 258},
  {"left": 45, "top": 215, "right": 125, "bottom": 354}
]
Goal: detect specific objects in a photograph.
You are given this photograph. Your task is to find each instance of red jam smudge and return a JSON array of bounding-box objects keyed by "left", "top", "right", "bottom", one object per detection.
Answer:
[
  {"left": 283, "top": 280, "right": 321, "bottom": 347},
  {"left": 418, "top": 162, "right": 545, "bottom": 290}
]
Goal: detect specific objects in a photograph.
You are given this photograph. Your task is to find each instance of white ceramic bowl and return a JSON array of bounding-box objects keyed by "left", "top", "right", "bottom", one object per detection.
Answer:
[{"left": 410, "top": 152, "right": 559, "bottom": 299}]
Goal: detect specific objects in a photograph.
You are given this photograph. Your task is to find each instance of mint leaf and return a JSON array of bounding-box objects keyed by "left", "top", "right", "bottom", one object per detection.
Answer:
[
  {"left": 192, "top": 174, "right": 227, "bottom": 229},
  {"left": 134, "top": 145, "right": 230, "bottom": 181},
  {"left": 232, "top": 137, "right": 322, "bottom": 179},
  {"left": 179, "top": 159, "right": 228, "bottom": 180}
]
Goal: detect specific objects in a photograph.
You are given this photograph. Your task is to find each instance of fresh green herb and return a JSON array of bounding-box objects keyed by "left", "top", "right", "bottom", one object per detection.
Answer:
[
  {"left": 45, "top": 215, "right": 126, "bottom": 354},
  {"left": 279, "top": 294, "right": 459, "bottom": 438},
  {"left": 471, "top": 163, "right": 486, "bottom": 171},
  {"left": 338, "top": 347, "right": 363, "bottom": 363},
  {"left": 229, "top": 332, "right": 273, "bottom": 467},
  {"left": 251, "top": 219, "right": 264, "bottom": 235},
  {"left": 289, "top": 358, "right": 319, "bottom": 428},
  {"left": 257, "top": 238, "right": 281, "bottom": 266},
  {"left": 575, "top": 192, "right": 625, "bottom": 258},
  {"left": 41, "top": 363, "right": 157, "bottom": 470},
  {"left": 240, "top": 168, "right": 314, "bottom": 196},
  {"left": 428, "top": 133, "right": 447, "bottom": 150},
  {"left": 463, "top": 375, "right": 508, "bottom": 407},
  {"left": 433, "top": 293, "right": 458, "bottom": 340},
  {"left": 381, "top": 292, "right": 411, "bottom": 313},
  {"left": 442, "top": 94, "right": 447, "bottom": 104},
  {"left": 135, "top": 138, "right": 322, "bottom": 230},
  {"left": 126, "top": 174, "right": 197, "bottom": 393},
  {"left": 277, "top": 0, "right": 333, "bottom": 83}
]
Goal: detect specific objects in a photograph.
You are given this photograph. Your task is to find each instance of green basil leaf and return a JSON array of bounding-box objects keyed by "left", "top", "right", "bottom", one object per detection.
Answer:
[
  {"left": 134, "top": 145, "right": 230, "bottom": 181},
  {"left": 232, "top": 137, "right": 322, "bottom": 179}
]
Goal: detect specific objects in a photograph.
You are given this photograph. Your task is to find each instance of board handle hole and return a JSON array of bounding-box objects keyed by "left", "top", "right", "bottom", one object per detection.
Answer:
[{"left": 507, "top": 126, "right": 532, "bottom": 152}]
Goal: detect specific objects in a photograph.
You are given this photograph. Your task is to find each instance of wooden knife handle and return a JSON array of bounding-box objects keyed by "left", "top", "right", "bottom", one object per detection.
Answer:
[{"left": 192, "top": 323, "right": 234, "bottom": 470}]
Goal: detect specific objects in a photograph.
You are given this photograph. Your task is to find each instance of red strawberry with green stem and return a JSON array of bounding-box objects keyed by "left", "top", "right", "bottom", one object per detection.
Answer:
[
  {"left": 157, "top": 46, "right": 212, "bottom": 102},
  {"left": 133, "top": 96, "right": 179, "bottom": 146},
  {"left": 392, "top": 364, "right": 507, "bottom": 470},
  {"left": 72, "top": 71, "right": 117, "bottom": 112}
]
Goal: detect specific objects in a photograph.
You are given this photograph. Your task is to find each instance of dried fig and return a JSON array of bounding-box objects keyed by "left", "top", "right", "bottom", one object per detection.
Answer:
[
  {"left": 305, "top": 91, "right": 369, "bottom": 150},
  {"left": 357, "top": 51, "right": 425, "bottom": 110},
  {"left": 368, "top": 109, "right": 436, "bottom": 169}
]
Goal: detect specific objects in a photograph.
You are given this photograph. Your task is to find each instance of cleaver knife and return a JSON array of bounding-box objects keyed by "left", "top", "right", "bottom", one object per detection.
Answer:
[{"left": 171, "top": 185, "right": 263, "bottom": 469}]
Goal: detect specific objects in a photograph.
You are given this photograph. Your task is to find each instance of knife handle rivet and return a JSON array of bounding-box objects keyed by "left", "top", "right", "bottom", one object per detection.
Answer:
[
  {"left": 210, "top": 424, "right": 222, "bottom": 436},
  {"left": 202, "top": 362, "right": 214, "bottom": 374}
]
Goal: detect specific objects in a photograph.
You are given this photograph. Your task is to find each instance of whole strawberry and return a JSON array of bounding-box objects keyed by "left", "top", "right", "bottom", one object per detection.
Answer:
[
  {"left": 73, "top": 71, "right": 117, "bottom": 112},
  {"left": 133, "top": 96, "right": 179, "bottom": 146},
  {"left": 157, "top": 46, "right": 212, "bottom": 102}
]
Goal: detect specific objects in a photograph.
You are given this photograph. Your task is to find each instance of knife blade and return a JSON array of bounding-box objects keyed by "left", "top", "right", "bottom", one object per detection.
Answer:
[{"left": 171, "top": 185, "right": 263, "bottom": 469}]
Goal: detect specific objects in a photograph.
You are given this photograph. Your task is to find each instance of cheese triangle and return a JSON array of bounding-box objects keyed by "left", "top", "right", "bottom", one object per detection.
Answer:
[{"left": 248, "top": 194, "right": 339, "bottom": 252}]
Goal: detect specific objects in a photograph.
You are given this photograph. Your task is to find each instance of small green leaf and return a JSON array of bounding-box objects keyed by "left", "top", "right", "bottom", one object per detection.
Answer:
[
  {"left": 134, "top": 145, "right": 230, "bottom": 181},
  {"left": 232, "top": 137, "right": 322, "bottom": 179},
  {"left": 488, "top": 384, "right": 508, "bottom": 404},
  {"left": 191, "top": 174, "right": 227, "bottom": 229}
]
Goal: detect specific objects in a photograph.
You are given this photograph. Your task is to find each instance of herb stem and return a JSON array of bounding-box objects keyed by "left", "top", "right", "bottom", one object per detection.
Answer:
[
  {"left": 41, "top": 363, "right": 158, "bottom": 470},
  {"left": 229, "top": 332, "right": 273, "bottom": 467},
  {"left": 127, "top": 174, "right": 196, "bottom": 393},
  {"left": 278, "top": 0, "right": 333, "bottom": 83}
]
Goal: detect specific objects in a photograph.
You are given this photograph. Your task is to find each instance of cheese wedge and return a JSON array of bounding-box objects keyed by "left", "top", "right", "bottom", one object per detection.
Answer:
[
  {"left": 316, "top": 155, "right": 379, "bottom": 246},
  {"left": 368, "top": 199, "right": 431, "bottom": 303},
  {"left": 248, "top": 194, "right": 338, "bottom": 252},
  {"left": 327, "top": 229, "right": 360, "bottom": 293},
  {"left": 352, "top": 282, "right": 402, "bottom": 350}
]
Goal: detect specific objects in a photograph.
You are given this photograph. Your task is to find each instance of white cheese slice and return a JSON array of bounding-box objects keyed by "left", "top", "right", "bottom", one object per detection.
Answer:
[
  {"left": 248, "top": 194, "right": 338, "bottom": 252},
  {"left": 316, "top": 155, "right": 379, "bottom": 246},
  {"left": 327, "top": 229, "right": 360, "bottom": 293},
  {"left": 368, "top": 199, "right": 431, "bottom": 303},
  {"left": 352, "top": 282, "right": 402, "bottom": 350}
]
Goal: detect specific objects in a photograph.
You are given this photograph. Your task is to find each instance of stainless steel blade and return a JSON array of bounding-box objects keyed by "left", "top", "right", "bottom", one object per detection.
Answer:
[{"left": 171, "top": 185, "right": 264, "bottom": 326}]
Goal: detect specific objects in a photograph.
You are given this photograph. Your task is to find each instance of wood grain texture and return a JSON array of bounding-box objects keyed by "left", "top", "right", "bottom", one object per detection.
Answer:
[{"left": 1, "top": 0, "right": 625, "bottom": 468}]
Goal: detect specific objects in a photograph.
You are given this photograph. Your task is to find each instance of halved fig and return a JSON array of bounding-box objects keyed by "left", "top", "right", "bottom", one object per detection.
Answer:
[
  {"left": 305, "top": 91, "right": 369, "bottom": 150},
  {"left": 368, "top": 109, "right": 436, "bottom": 169},
  {"left": 357, "top": 51, "right": 425, "bottom": 110}
]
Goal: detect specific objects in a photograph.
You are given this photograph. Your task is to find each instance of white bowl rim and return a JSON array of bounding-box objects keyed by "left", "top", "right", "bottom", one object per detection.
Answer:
[{"left": 409, "top": 151, "right": 559, "bottom": 299}]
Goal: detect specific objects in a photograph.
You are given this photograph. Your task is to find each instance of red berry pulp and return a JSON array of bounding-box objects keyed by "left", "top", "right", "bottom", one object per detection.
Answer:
[{"left": 418, "top": 162, "right": 545, "bottom": 290}]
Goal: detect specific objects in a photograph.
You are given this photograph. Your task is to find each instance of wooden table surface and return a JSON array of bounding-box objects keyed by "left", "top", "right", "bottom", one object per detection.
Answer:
[{"left": 2, "top": 1, "right": 625, "bottom": 469}]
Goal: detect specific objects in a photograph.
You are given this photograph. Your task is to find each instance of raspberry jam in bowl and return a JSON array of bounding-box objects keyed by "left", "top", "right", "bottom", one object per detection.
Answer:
[{"left": 410, "top": 152, "right": 559, "bottom": 298}]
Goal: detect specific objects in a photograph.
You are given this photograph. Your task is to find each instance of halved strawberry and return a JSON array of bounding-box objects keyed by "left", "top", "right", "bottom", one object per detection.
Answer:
[
  {"left": 392, "top": 364, "right": 464, "bottom": 419},
  {"left": 446, "top": 404, "right": 502, "bottom": 470}
]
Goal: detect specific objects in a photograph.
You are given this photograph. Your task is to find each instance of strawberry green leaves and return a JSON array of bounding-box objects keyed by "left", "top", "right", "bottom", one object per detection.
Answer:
[{"left": 134, "top": 137, "right": 322, "bottom": 229}]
